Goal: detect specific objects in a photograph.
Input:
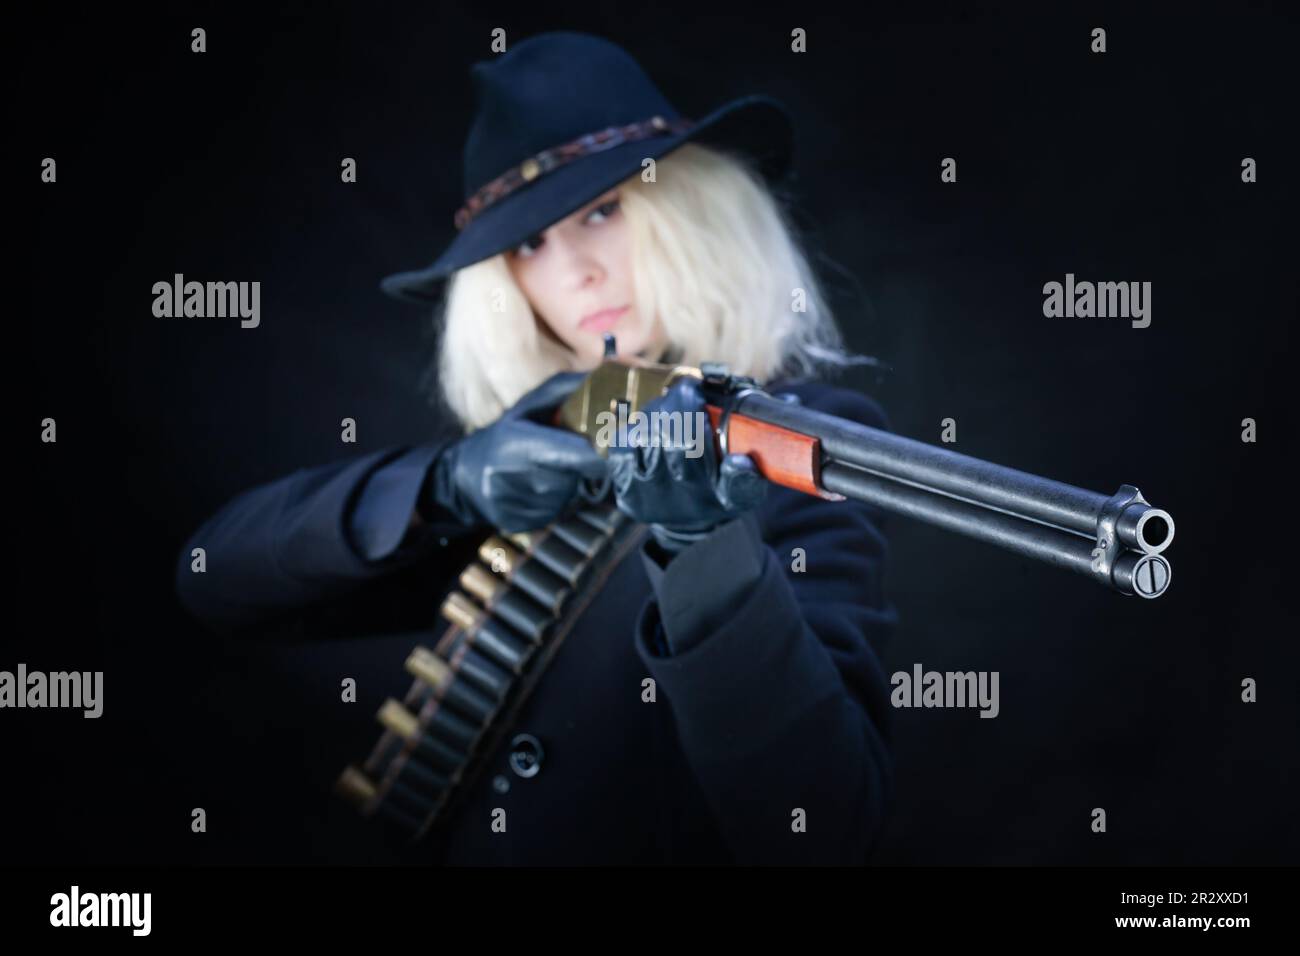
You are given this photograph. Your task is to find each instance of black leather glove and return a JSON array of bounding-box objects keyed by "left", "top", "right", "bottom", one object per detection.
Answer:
[
  {"left": 424, "top": 371, "right": 609, "bottom": 533},
  {"left": 609, "top": 377, "right": 767, "bottom": 556}
]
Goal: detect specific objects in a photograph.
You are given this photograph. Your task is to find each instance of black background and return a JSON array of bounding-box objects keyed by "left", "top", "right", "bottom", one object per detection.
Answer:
[{"left": 9, "top": 2, "right": 1297, "bottom": 865}]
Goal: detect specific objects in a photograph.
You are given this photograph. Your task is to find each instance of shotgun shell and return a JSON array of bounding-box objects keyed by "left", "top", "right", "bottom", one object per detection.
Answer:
[
  {"left": 507, "top": 531, "right": 586, "bottom": 586},
  {"left": 479, "top": 537, "right": 571, "bottom": 615},
  {"left": 430, "top": 631, "right": 512, "bottom": 706},
  {"left": 550, "top": 516, "right": 605, "bottom": 558},
  {"left": 441, "top": 590, "right": 536, "bottom": 669},
  {"left": 458, "top": 566, "right": 550, "bottom": 643},
  {"left": 378, "top": 699, "right": 467, "bottom": 775}
]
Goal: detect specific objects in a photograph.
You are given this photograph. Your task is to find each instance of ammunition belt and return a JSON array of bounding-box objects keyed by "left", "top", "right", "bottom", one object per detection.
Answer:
[{"left": 334, "top": 501, "right": 646, "bottom": 842}]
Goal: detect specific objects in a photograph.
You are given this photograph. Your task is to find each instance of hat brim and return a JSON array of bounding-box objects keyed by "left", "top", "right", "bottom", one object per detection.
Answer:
[{"left": 379, "top": 94, "right": 794, "bottom": 305}]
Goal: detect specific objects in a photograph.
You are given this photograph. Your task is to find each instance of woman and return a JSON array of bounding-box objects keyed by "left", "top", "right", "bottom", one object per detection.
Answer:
[{"left": 176, "top": 31, "right": 900, "bottom": 865}]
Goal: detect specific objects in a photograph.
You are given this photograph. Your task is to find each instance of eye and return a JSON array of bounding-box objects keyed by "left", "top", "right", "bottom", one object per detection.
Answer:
[
  {"left": 585, "top": 197, "right": 620, "bottom": 223},
  {"left": 513, "top": 233, "right": 545, "bottom": 258}
]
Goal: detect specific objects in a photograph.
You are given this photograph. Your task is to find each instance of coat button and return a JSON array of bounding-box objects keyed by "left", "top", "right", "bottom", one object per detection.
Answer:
[{"left": 508, "top": 733, "right": 544, "bottom": 778}]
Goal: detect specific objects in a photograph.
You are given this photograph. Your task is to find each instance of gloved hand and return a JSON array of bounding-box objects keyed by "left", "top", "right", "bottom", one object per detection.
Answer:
[
  {"left": 609, "top": 377, "right": 767, "bottom": 556},
  {"left": 424, "top": 371, "right": 609, "bottom": 533}
]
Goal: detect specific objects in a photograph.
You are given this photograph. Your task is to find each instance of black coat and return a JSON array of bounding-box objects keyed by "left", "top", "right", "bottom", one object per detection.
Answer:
[{"left": 174, "top": 377, "right": 900, "bottom": 864}]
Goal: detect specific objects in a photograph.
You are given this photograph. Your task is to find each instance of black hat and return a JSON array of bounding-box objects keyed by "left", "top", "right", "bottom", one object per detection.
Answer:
[{"left": 380, "top": 31, "right": 794, "bottom": 305}]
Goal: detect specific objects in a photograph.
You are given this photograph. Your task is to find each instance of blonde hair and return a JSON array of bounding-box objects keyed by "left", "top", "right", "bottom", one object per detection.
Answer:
[{"left": 428, "top": 142, "right": 864, "bottom": 431}]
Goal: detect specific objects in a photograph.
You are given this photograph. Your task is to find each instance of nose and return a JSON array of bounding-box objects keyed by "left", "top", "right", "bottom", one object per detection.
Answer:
[{"left": 554, "top": 234, "right": 604, "bottom": 289}]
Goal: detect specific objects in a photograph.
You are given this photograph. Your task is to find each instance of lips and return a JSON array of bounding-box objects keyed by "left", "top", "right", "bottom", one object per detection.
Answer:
[{"left": 579, "top": 305, "right": 629, "bottom": 333}]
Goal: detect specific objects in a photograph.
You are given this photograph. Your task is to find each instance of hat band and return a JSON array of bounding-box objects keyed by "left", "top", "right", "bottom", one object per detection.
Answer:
[{"left": 453, "top": 114, "right": 695, "bottom": 231}]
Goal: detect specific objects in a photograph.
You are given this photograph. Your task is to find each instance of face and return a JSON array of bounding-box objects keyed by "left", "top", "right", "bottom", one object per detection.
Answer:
[{"left": 505, "top": 188, "right": 667, "bottom": 368}]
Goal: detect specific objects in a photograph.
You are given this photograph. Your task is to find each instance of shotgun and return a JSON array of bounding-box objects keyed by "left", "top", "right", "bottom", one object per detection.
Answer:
[{"left": 555, "top": 336, "right": 1174, "bottom": 599}]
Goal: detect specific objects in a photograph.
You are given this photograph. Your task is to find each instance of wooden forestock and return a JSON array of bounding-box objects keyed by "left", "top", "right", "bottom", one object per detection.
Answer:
[{"left": 704, "top": 404, "right": 836, "bottom": 499}]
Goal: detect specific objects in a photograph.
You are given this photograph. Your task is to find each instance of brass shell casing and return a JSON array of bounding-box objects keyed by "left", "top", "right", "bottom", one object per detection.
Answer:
[
  {"left": 378, "top": 699, "right": 419, "bottom": 740},
  {"left": 460, "top": 564, "right": 504, "bottom": 604},
  {"left": 334, "top": 765, "right": 377, "bottom": 808},
  {"left": 406, "top": 645, "right": 453, "bottom": 689},
  {"left": 439, "top": 591, "right": 482, "bottom": 632},
  {"left": 478, "top": 537, "right": 521, "bottom": 574}
]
